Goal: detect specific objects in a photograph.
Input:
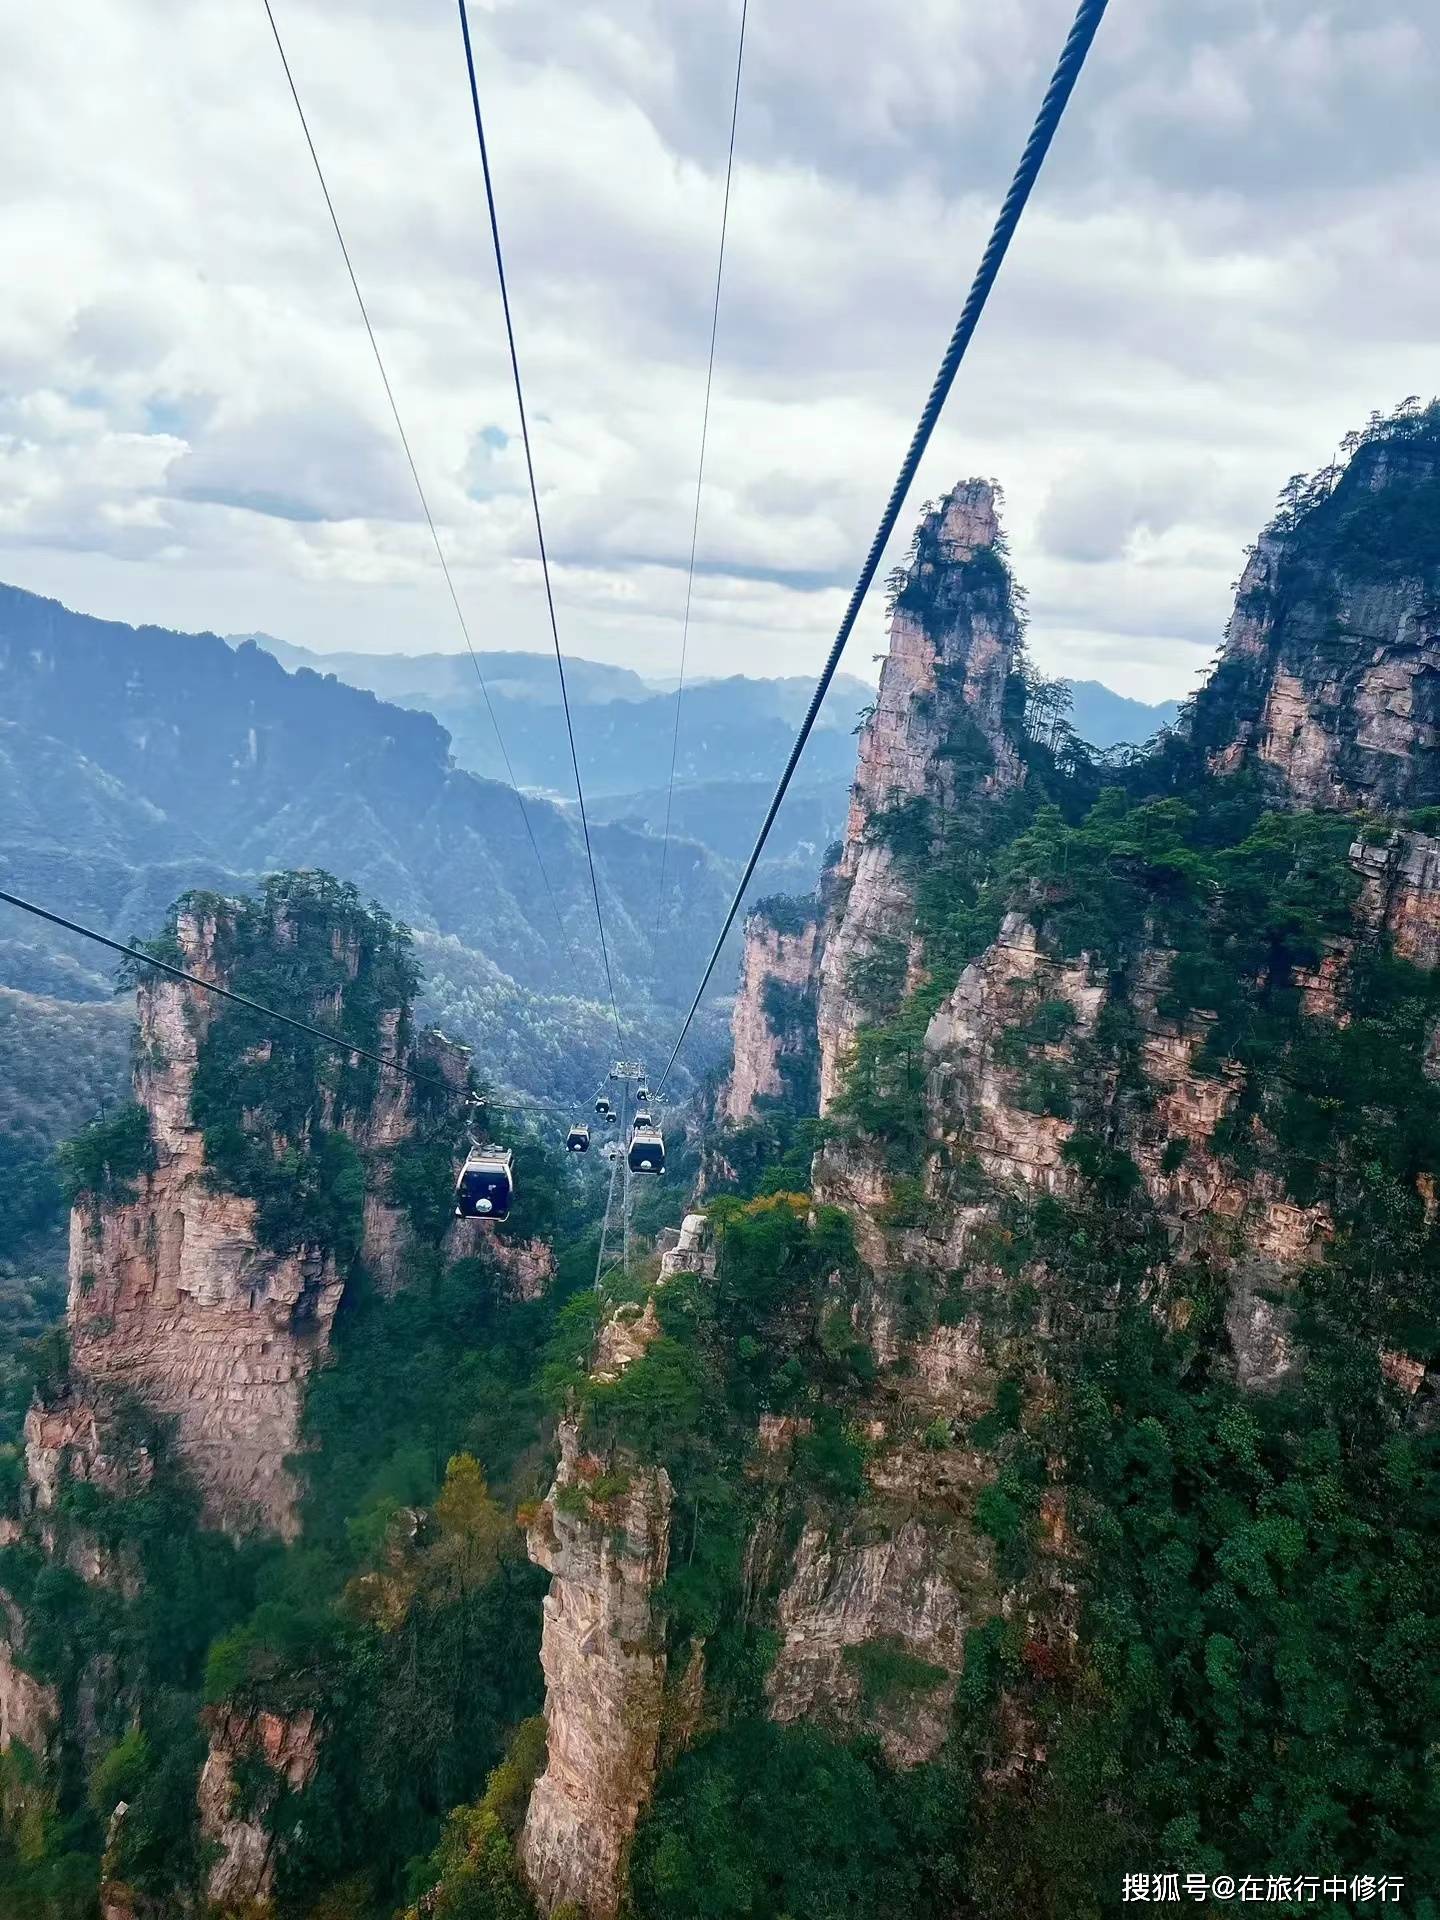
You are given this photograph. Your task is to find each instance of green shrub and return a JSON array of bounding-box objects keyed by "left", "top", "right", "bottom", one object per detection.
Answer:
[
  {"left": 842, "top": 1636, "right": 947, "bottom": 1708},
  {"left": 631, "top": 1720, "right": 948, "bottom": 1920},
  {"left": 58, "top": 1104, "right": 153, "bottom": 1204}
]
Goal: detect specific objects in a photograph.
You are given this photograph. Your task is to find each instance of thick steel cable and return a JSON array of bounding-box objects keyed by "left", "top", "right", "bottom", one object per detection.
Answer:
[
  {"left": 655, "top": 0, "right": 1110, "bottom": 1095},
  {"left": 456, "top": 0, "right": 625, "bottom": 1053},
  {"left": 0, "top": 885, "right": 577, "bottom": 1116},
  {"left": 259, "top": 0, "right": 585, "bottom": 989},
  {"left": 652, "top": 0, "right": 750, "bottom": 954}
]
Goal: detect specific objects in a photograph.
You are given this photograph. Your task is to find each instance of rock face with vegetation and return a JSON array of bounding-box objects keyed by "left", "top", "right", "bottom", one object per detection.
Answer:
[
  {"left": 58, "top": 879, "right": 469, "bottom": 1541},
  {"left": 817, "top": 480, "right": 1025, "bottom": 1112},
  {"left": 720, "top": 899, "right": 821, "bottom": 1127},
  {"left": 194, "top": 1705, "right": 321, "bottom": 1907},
  {"left": 674, "top": 405, "right": 1440, "bottom": 1918},
  {"left": 520, "top": 1417, "right": 672, "bottom": 1920},
  {"left": 1200, "top": 404, "right": 1440, "bottom": 809},
  {"left": 4, "top": 401, "right": 1440, "bottom": 1920},
  {"left": 0, "top": 871, "right": 563, "bottom": 1918}
]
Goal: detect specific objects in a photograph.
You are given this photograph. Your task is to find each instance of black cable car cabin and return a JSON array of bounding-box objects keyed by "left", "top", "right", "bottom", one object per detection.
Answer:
[
  {"left": 628, "top": 1123, "right": 665, "bottom": 1175},
  {"left": 566, "top": 1124, "right": 590, "bottom": 1153},
  {"left": 455, "top": 1145, "right": 515, "bottom": 1221},
  {"left": 595, "top": 1096, "right": 612, "bottom": 1117}
]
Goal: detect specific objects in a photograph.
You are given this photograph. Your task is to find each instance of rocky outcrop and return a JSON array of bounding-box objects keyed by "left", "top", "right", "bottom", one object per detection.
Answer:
[
  {"left": 195, "top": 1704, "right": 321, "bottom": 1906},
  {"left": 59, "top": 903, "right": 469, "bottom": 1541},
  {"left": 0, "top": 883, "right": 491, "bottom": 1917},
  {"left": 23, "top": 1388, "right": 147, "bottom": 1516},
  {"left": 711, "top": 443, "right": 1440, "bottom": 1796},
  {"left": 817, "top": 481, "right": 1025, "bottom": 1112},
  {"left": 1201, "top": 424, "right": 1440, "bottom": 810},
  {"left": 520, "top": 1422, "right": 672, "bottom": 1920},
  {"left": 658, "top": 1214, "right": 715, "bottom": 1281},
  {"left": 1352, "top": 829, "right": 1440, "bottom": 968},
  {"left": 0, "top": 1593, "right": 58, "bottom": 1762},
  {"left": 767, "top": 1442, "right": 993, "bottom": 1766},
  {"left": 722, "top": 906, "right": 821, "bottom": 1125},
  {"left": 462, "top": 1229, "right": 556, "bottom": 1302}
]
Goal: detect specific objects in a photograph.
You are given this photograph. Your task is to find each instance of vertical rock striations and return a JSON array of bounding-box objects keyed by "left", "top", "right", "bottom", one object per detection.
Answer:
[
  {"left": 59, "top": 892, "right": 469, "bottom": 1540},
  {"left": 721, "top": 900, "right": 821, "bottom": 1126},
  {"left": 65, "top": 926, "right": 343, "bottom": 1543},
  {"left": 0, "top": 872, "right": 479, "bottom": 1861},
  {"left": 701, "top": 418, "right": 1440, "bottom": 1856},
  {"left": 1198, "top": 409, "right": 1440, "bottom": 808},
  {"left": 195, "top": 1705, "right": 321, "bottom": 1907},
  {"left": 817, "top": 481, "right": 1024, "bottom": 1112},
  {"left": 520, "top": 1421, "right": 673, "bottom": 1920}
]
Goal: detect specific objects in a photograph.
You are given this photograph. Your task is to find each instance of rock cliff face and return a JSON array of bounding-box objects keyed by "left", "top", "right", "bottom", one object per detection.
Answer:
[
  {"left": 1199, "top": 419, "right": 1440, "bottom": 809},
  {"left": 58, "top": 902, "right": 468, "bottom": 1541},
  {"left": 0, "top": 1595, "right": 58, "bottom": 1761},
  {"left": 66, "top": 959, "right": 343, "bottom": 1544},
  {"left": 721, "top": 905, "right": 821, "bottom": 1126},
  {"left": 701, "top": 423, "right": 1440, "bottom": 1844},
  {"left": 765, "top": 1464, "right": 991, "bottom": 1766},
  {"left": 195, "top": 1705, "right": 322, "bottom": 1906},
  {"left": 1353, "top": 828, "right": 1440, "bottom": 967},
  {"left": 0, "top": 875, "right": 482, "bottom": 1865},
  {"left": 816, "top": 481, "right": 1024, "bottom": 1112},
  {"left": 520, "top": 1421, "right": 673, "bottom": 1920},
  {"left": 704, "top": 486, "right": 1045, "bottom": 1773}
]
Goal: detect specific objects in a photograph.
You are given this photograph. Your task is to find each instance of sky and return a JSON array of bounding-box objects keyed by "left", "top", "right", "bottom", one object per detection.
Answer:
[{"left": 1, "top": 1, "right": 1435, "bottom": 705}]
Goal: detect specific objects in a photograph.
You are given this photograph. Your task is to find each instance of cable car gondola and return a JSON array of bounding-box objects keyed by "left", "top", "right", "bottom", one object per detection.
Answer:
[
  {"left": 454, "top": 1145, "right": 515, "bottom": 1222},
  {"left": 566, "top": 1124, "right": 590, "bottom": 1154},
  {"left": 636, "top": 1084, "right": 650, "bottom": 1103},
  {"left": 595, "top": 1096, "right": 612, "bottom": 1118},
  {"left": 628, "top": 1122, "right": 665, "bottom": 1176}
]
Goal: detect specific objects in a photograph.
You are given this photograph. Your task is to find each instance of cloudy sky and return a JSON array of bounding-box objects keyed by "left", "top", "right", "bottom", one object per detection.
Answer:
[{"left": 2, "top": 0, "right": 1435, "bottom": 703}]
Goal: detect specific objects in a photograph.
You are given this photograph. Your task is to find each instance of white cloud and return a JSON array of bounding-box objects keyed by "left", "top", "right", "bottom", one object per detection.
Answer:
[{"left": 0, "top": 0, "right": 1435, "bottom": 692}]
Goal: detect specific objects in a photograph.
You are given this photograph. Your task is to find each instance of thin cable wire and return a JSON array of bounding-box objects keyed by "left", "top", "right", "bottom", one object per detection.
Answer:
[
  {"left": 652, "top": 0, "right": 750, "bottom": 954},
  {"left": 259, "top": 0, "right": 584, "bottom": 989},
  {"left": 0, "top": 887, "right": 579, "bottom": 1119},
  {"left": 593, "top": 1144, "right": 622, "bottom": 1292},
  {"left": 455, "top": 0, "right": 625, "bottom": 1052},
  {"left": 655, "top": 0, "right": 1110, "bottom": 1095}
]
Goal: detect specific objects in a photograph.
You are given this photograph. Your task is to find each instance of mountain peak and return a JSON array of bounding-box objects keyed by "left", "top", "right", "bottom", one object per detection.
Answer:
[
  {"left": 1195, "top": 398, "right": 1440, "bottom": 809},
  {"left": 935, "top": 476, "right": 1003, "bottom": 559}
]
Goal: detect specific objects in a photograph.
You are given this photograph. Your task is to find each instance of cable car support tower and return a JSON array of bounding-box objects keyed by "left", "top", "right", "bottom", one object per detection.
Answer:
[{"left": 592, "top": 1060, "right": 648, "bottom": 1296}]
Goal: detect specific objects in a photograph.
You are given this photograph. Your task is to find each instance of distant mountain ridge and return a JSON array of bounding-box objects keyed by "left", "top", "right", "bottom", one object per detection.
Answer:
[
  {"left": 230, "top": 632, "right": 658, "bottom": 707},
  {"left": 233, "top": 633, "right": 1178, "bottom": 784},
  {"left": 230, "top": 629, "right": 876, "bottom": 801},
  {"left": 0, "top": 582, "right": 739, "bottom": 1079},
  {"left": 0, "top": 581, "right": 1184, "bottom": 1060},
  {"left": 1064, "top": 678, "right": 1181, "bottom": 747}
]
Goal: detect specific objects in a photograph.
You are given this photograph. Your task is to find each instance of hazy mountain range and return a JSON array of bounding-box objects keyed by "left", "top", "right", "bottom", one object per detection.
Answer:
[{"left": 237, "top": 632, "right": 1179, "bottom": 801}]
